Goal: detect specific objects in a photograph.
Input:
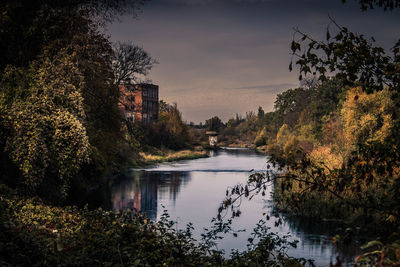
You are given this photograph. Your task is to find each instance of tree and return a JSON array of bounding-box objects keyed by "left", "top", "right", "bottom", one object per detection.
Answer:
[
  {"left": 342, "top": 0, "right": 400, "bottom": 10},
  {"left": 217, "top": 6, "right": 400, "bottom": 265},
  {"left": 274, "top": 87, "right": 311, "bottom": 127},
  {"left": 341, "top": 87, "right": 394, "bottom": 146},
  {"left": 289, "top": 17, "right": 399, "bottom": 92},
  {"left": 148, "top": 102, "right": 190, "bottom": 150},
  {"left": 112, "top": 42, "right": 157, "bottom": 85},
  {"left": 0, "top": 0, "right": 147, "bottom": 72},
  {"left": 0, "top": 0, "right": 148, "bottom": 200},
  {"left": 1, "top": 51, "right": 90, "bottom": 197},
  {"left": 205, "top": 116, "right": 225, "bottom": 132}
]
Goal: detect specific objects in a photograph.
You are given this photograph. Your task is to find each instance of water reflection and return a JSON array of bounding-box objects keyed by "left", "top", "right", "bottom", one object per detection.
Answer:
[
  {"left": 112, "top": 170, "right": 191, "bottom": 220},
  {"left": 282, "top": 215, "right": 360, "bottom": 265},
  {"left": 111, "top": 150, "right": 358, "bottom": 266}
]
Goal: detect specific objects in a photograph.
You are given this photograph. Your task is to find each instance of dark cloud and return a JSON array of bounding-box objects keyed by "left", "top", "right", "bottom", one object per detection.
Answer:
[{"left": 109, "top": 0, "right": 400, "bottom": 122}]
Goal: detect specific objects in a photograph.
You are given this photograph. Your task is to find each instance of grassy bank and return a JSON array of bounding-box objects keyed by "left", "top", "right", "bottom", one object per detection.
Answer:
[{"left": 139, "top": 148, "right": 208, "bottom": 166}]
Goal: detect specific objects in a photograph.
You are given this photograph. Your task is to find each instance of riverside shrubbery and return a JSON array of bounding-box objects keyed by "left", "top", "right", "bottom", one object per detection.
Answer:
[{"left": 0, "top": 185, "right": 310, "bottom": 267}]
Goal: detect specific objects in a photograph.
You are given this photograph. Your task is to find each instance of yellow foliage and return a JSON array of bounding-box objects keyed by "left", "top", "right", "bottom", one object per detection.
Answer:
[
  {"left": 308, "top": 145, "right": 343, "bottom": 171},
  {"left": 140, "top": 149, "right": 207, "bottom": 163},
  {"left": 276, "top": 124, "right": 291, "bottom": 144},
  {"left": 12, "top": 199, "right": 84, "bottom": 235},
  {"left": 283, "top": 136, "right": 298, "bottom": 156},
  {"left": 298, "top": 124, "right": 316, "bottom": 143},
  {"left": 341, "top": 87, "right": 394, "bottom": 147}
]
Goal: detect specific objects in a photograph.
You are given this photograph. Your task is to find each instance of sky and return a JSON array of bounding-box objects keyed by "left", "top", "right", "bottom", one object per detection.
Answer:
[{"left": 108, "top": 0, "right": 400, "bottom": 123}]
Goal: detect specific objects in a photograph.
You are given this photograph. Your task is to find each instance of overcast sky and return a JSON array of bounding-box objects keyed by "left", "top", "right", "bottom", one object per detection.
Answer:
[{"left": 108, "top": 0, "right": 400, "bottom": 123}]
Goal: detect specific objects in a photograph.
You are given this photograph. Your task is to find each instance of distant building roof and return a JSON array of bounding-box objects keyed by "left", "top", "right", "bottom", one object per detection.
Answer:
[{"left": 206, "top": 131, "right": 218, "bottom": 136}]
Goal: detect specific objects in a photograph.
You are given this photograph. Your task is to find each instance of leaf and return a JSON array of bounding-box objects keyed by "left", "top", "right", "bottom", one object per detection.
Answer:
[
  {"left": 355, "top": 256, "right": 371, "bottom": 263},
  {"left": 361, "top": 240, "right": 383, "bottom": 250}
]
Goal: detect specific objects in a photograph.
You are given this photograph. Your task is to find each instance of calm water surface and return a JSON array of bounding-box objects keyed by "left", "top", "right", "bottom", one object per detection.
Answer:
[{"left": 111, "top": 149, "right": 360, "bottom": 266}]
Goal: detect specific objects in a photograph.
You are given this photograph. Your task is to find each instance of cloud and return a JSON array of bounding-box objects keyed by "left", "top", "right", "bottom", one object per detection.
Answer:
[
  {"left": 230, "top": 83, "right": 297, "bottom": 93},
  {"left": 110, "top": 0, "right": 400, "bottom": 123}
]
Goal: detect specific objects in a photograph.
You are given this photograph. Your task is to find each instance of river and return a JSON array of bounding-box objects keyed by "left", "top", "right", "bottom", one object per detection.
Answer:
[{"left": 111, "top": 148, "right": 360, "bottom": 266}]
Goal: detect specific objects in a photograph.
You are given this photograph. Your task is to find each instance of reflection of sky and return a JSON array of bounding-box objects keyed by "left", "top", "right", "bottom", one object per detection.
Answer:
[
  {"left": 112, "top": 150, "right": 357, "bottom": 266},
  {"left": 108, "top": 0, "right": 400, "bottom": 123}
]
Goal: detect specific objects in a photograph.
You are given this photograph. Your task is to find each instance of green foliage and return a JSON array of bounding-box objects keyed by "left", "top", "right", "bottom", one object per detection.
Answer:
[
  {"left": 146, "top": 102, "right": 190, "bottom": 150},
  {"left": 0, "top": 188, "right": 310, "bottom": 266},
  {"left": 228, "top": 220, "right": 314, "bottom": 267},
  {"left": 274, "top": 87, "right": 311, "bottom": 127},
  {"left": 1, "top": 52, "right": 90, "bottom": 197},
  {"left": 290, "top": 17, "right": 399, "bottom": 91},
  {"left": 0, "top": 0, "right": 146, "bottom": 71},
  {"left": 205, "top": 116, "right": 225, "bottom": 131},
  {"left": 0, "top": 0, "right": 135, "bottom": 201},
  {"left": 254, "top": 127, "right": 268, "bottom": 147},
  {"left": 356, "top": 239, "right": 400, "bottom": 266}
]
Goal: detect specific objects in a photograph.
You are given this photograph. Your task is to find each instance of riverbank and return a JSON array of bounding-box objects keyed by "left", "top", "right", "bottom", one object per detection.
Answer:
[{"left": 139, "top": 148, "right": 208, "bottom": 166}]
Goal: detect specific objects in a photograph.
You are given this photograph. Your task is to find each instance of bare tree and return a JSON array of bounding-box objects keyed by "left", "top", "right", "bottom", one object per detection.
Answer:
[{"left": 112, "top": 41, "right": 158, "bottom": 85}]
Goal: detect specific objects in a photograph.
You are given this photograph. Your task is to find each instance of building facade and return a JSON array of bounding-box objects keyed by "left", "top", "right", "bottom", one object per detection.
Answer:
[{"left": 119, "top": 84, "right": 159, "bottom": 124}]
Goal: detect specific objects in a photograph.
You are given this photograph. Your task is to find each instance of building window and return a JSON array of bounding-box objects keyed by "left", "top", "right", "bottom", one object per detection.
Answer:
[{"left": 126, "top": 96, "right": 135, "bottom": 102}]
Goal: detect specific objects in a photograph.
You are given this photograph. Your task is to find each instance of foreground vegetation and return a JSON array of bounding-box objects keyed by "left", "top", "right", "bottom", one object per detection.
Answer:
[{"left": 0, "top": 184, "right": 312, "bottom": 267}]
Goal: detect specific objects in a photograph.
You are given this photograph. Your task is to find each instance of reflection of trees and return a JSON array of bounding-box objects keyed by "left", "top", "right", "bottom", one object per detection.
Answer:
[
  {"left": 281, "top": 215, "right": 361, "bottom": 262},
  {"left": 112, "top": 171, "right": 191, "bottom": 220}
]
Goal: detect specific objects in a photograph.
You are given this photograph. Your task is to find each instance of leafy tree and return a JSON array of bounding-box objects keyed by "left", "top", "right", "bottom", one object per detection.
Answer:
[
  {"left": 0, "top": 0, "right": 148, "bottom": 200},
  {"left": 217, "top": 4, "right": 400, "bottom": 265},
  {"left": 147, "top": 102, "right": 190, "bottom": 150},
  {"left": 342, "top": 0, "right": 400, "bottom": 10},
  {"left": 1, "top": 51, "right": 90, "bottom": 197},
  {"left": 257, "top": 106, "right": 265, "bottom": 120},
  {"left": 341, "top": 87, "right": 394, "bottom": 146},
  {"left": 0, "top": 0, "right": 147, "bottom": 72},
  {"left": 290, "top": 17, "right": 399, "bottom": 92},
  {"left": 274, "top": 87, "right": 311, "bottom": 127},
  {"left": 226, "top": 113, "right": 243, "bottom": 128},
  {"left": 205, "top": 116, "right": 225, "bottom": 131}
]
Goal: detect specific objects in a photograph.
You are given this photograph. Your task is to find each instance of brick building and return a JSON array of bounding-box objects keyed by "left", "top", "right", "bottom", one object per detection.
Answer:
[{"left": 119, "top": 84, "right": 159, "bottom": 124}]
